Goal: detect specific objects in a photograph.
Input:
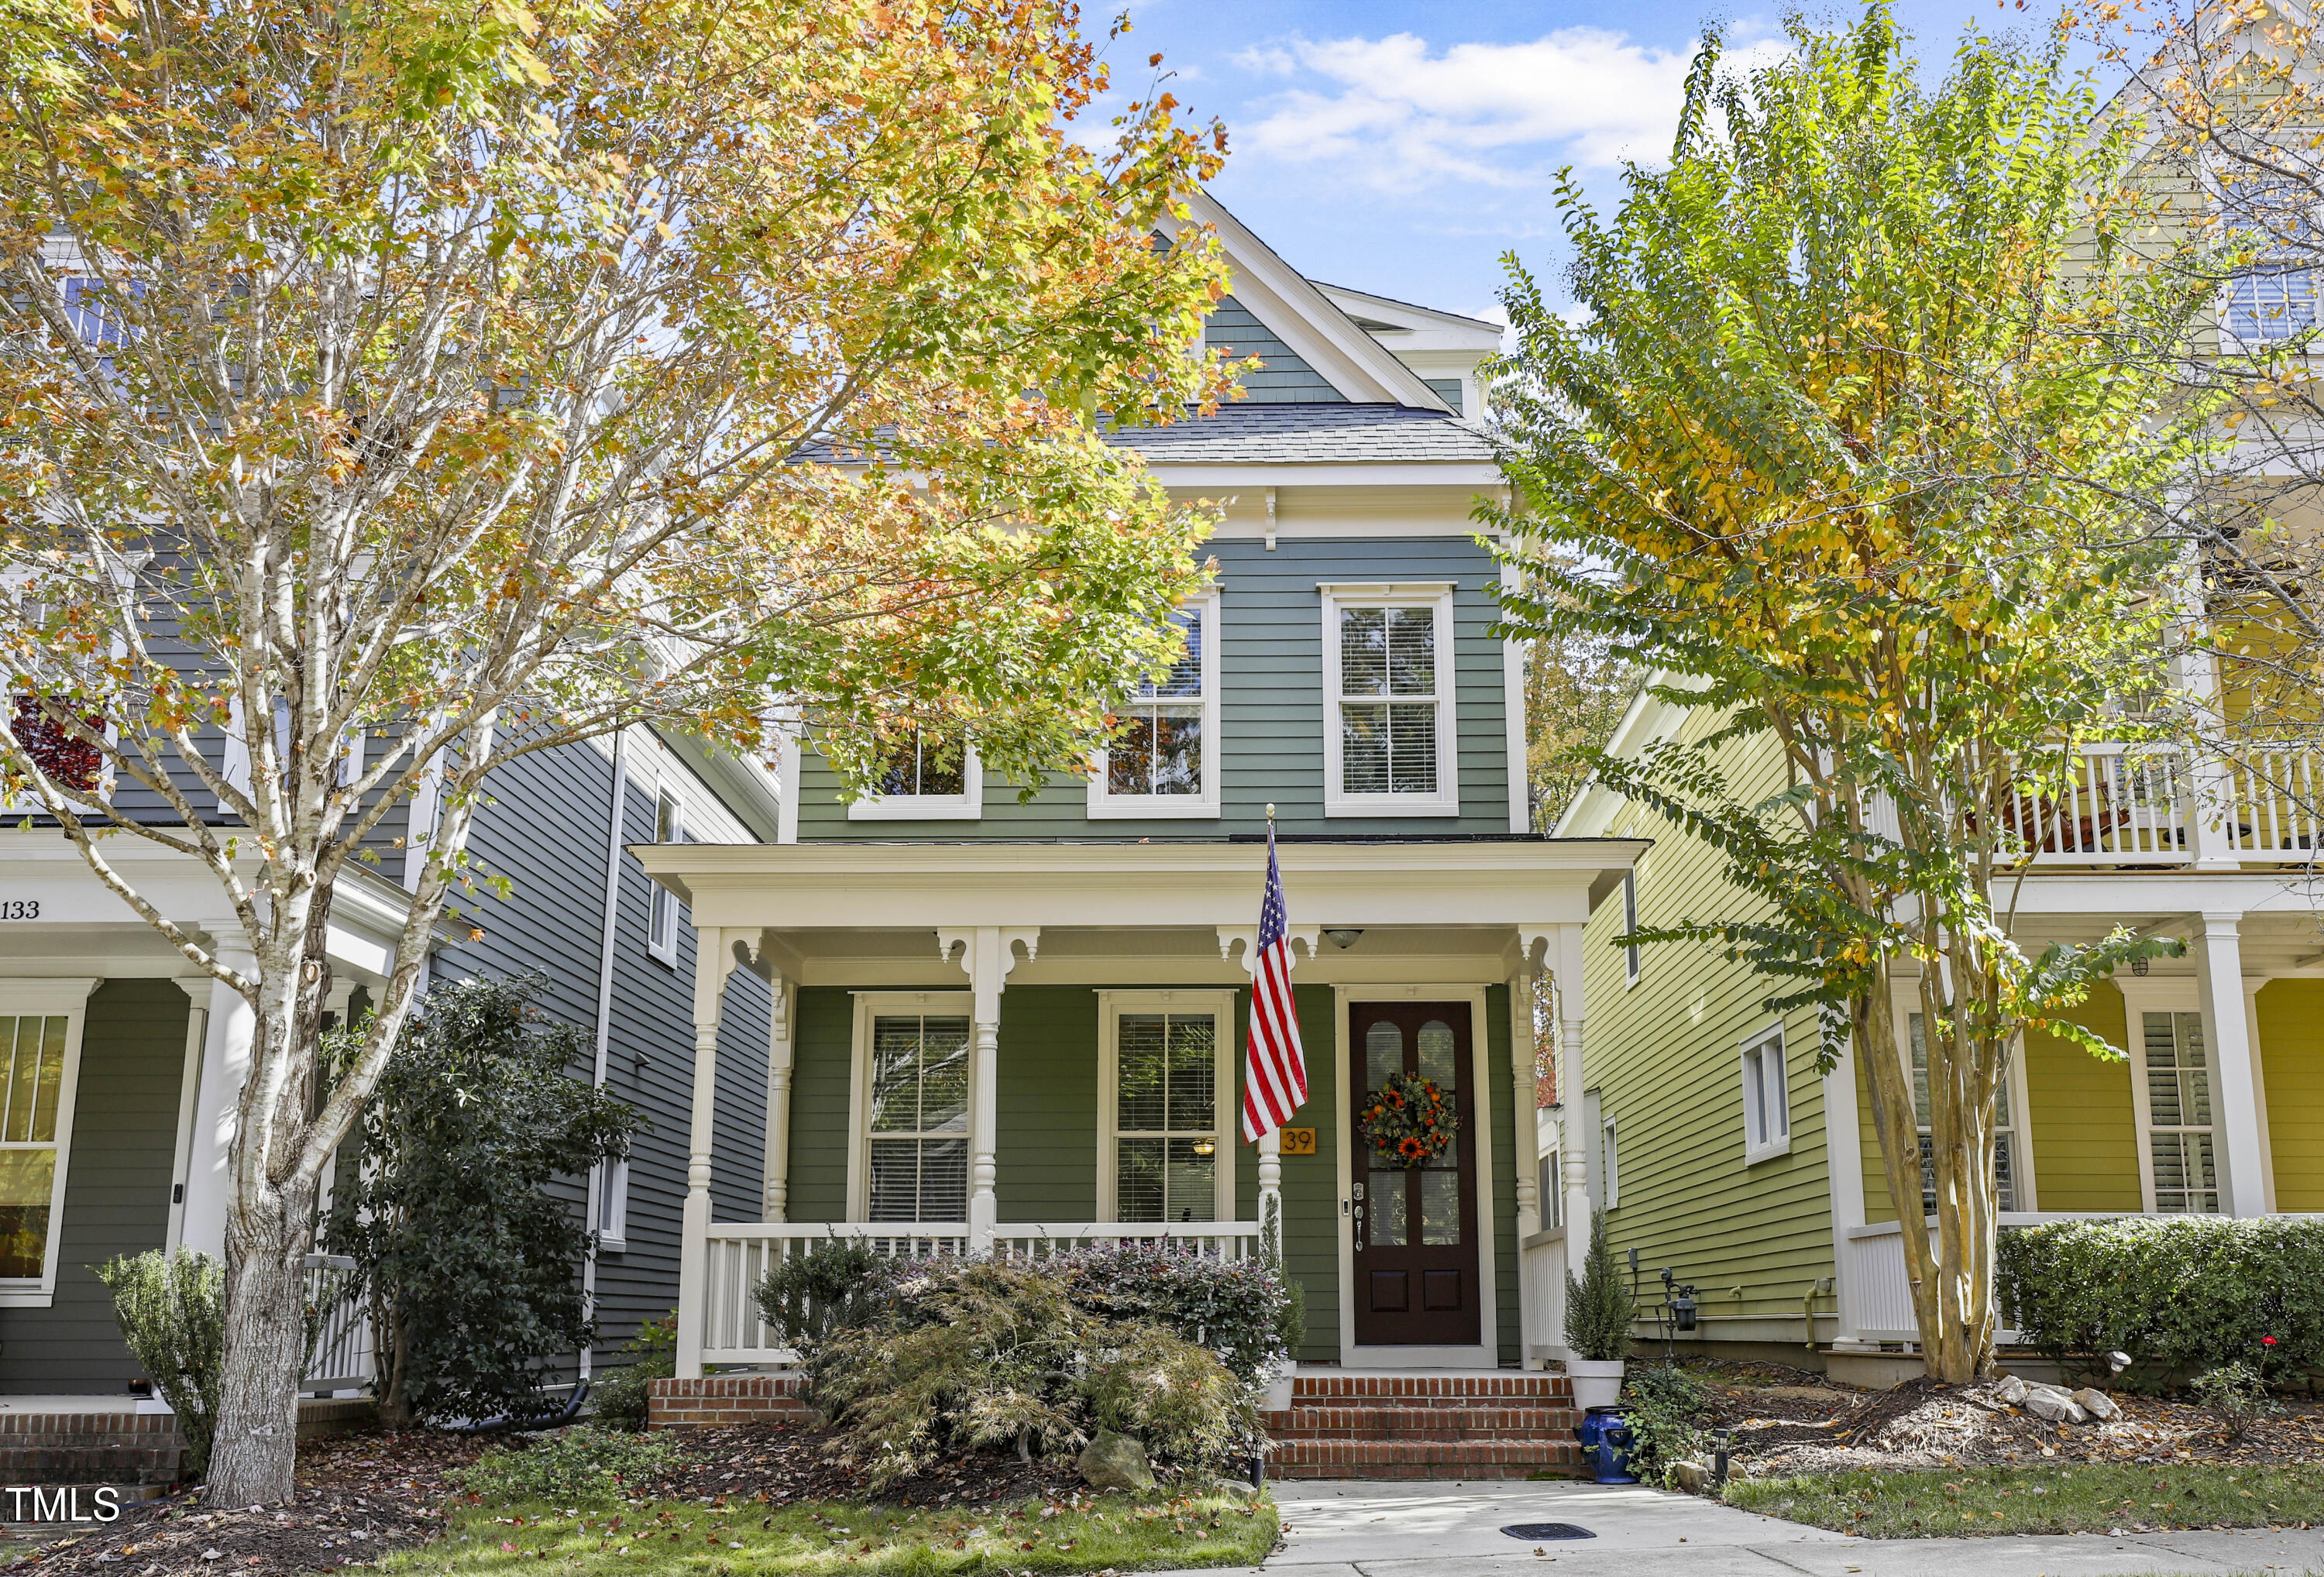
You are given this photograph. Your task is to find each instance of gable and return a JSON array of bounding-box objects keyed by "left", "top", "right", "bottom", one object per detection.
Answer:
[{"left": 1204, "top": 296, "right": 1346, "bottom": 403}]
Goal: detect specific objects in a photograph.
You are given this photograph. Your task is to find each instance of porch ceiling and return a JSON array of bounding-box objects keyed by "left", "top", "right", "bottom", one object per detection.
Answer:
[{"left": 2000, "top": 908, "right": 2324, "bottom": 978}]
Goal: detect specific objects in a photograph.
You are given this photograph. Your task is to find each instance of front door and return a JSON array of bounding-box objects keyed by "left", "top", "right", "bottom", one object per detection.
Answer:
[{"left": 1349, "top": 1001, "right": 1479, "bottom": 1345}]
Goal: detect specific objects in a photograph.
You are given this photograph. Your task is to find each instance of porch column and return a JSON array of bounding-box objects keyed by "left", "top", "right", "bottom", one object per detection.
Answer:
[
  {"left": 1554, "top": 923, "right": 1592, "bottom": 1265},
  {"left": 180, "top": 930, "right": 257, "bottom": 1261},
  {"left": 676, "top": 926, "right": 739, "bottom": 1380},
  {"left": 942, "top": 928, "right": 1036, "bottom": 1252},
  {"left": 761, "top": 973, "right": 794, "bottom": 1222},
  {"left": 2195, "top": 912, "right": 2269, "bottom": 1217}
]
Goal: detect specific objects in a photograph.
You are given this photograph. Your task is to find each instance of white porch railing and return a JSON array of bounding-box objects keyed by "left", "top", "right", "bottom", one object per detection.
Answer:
[
  {"left": 2219, "top": 743, "right": 2323, "bottom": 861},
  {"left": 1519, "top": 1226, "right": 1566, "bottom": 1364},
  {"left": 1842, "top": 1214, "right": 2148, "bottom": 1345},
  {"left": 700, "top": 1221, "right": 1262, "bottom": 1367},
  {"left": 301, "top": 1252, "right": 374, "bottom": 1394},
  {"left": 1999, "top": 740, "right": 2322, "bottom": 868}
]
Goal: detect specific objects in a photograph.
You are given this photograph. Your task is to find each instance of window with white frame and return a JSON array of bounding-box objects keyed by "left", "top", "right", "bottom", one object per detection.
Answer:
[
  {"left": 1100, "top": 995, "right": 1232, "bottom": 1222},
  {"left": 1600, "top": 1115, "right": 1620, "bottom": 1210},
  {"left": 1740, "top": 1027, "right": 1790, "bottom": 1162},
  {"left": 1320, "top": 584, "right": 1457, "bottom": 816},
  {"left": 646, "top": 788, "right": 683, "bottom": 964},
  {"left": 1619, "top": 870, "right": 1641, "bottom": 986},
  {"left": 1537, "top": 1152, "right": 1563, "bottom": 1229},
  {"left": 0, "top": 989, "right": 86, "bottom": 1302},
  {"left": 2220, "top": 179, "right": 2322, "bottom": 342},
  {"left": 1090, "top": 597, "right": 1219, "bottom": 817},
  {"left": 861, "top": 1010, "right": 970, "bottom": 1222},
  {"left": 847, "top": 732, "right": 981, "bottom": 820},
  {"left": 1908, "top": 1012, "right": 2016, "bottom": 1212},
  {"left": 595, "top": 1158, "right": 628, "bottom": 1250},
  {"left": 2139, "top": 1010, "right": 2219, "bottom": 1213}
]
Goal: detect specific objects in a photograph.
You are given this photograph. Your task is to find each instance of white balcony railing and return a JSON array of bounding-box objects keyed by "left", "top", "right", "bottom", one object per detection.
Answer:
[
  {"left": 1995, "top": 741, "right": 2322, "bottom": 869},
  {"left": 2219, "top": 743, "right": 2323, "bottom": 861},
  {"left": 700, "top": 1221, "right": 1262, "bottom": 1367}
]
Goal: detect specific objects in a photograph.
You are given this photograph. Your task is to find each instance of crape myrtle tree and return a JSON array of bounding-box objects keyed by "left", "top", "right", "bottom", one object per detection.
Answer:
[
  {"left": 2079, "top": 0, "right": 2324, "bottom": 857},
  {"left": 0, "top": 0, "right": 1239, "bottom": 1501},
  {"left": 1487, "top": 7, "right": 2205, "bottom": 1381}
]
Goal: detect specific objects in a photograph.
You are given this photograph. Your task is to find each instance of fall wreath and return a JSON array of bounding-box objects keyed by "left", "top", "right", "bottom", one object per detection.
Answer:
[{"left": 1359, "top": 1072, "right": 1459, "bottom": 1170}]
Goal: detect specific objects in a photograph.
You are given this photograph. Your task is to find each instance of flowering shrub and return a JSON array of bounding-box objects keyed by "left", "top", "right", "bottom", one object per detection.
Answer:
[
  {"left": 1998, "top": 1216, "right": 2324, "bottom": 1386},
  {"left": 1047, "top": 1243, "right": 1294, "bottom": 1383},
  {"left": 1357, "top": 1072, "right": 1459, "bottom": 1169}
]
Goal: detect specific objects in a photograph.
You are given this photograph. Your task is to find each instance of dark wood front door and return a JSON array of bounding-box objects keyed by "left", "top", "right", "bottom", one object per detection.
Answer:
[{"left": 1349, "top": 1001, "right": 1480, "bottom": 1345}]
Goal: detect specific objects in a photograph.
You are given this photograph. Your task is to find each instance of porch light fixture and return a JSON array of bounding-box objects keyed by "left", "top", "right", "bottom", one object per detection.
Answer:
[
  {"left": 2130, "top": 956, "right": 2150, "bottom": 977},
  {"left": 1323, "top": 928, "right": 1366, "bottom": 950},
  {"left": 1192, "top": 1139, "right": 1216, "bottom": 1156}
]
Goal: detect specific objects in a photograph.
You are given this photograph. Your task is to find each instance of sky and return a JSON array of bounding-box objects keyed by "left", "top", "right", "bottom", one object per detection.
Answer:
[{"left": 1100, "top": 0, "right": 2103, "bottom": 324}]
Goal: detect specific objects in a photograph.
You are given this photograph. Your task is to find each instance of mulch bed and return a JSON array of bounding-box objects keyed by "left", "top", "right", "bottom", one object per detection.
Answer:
[
  {"left": 1717, "top": 1375, "right": 2324, "bottom": 1477},
  {"left": 9, "top": 1424, "right": 1097, "bottom": 1577}
]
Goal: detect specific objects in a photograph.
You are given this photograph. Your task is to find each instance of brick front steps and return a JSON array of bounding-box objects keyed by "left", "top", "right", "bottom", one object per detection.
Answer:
[
  {"left": 1265, "top": 1373, "right": 1583, "bottom": 1481},
  {"left": 0, "top": 1413, "right": 181, "bottom": 1492},
  {"left": 649, "top": 1371, "right": 1586, "bottom": 1482}
]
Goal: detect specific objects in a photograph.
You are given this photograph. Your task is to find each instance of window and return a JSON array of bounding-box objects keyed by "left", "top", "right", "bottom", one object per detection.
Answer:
[
  {"left": 1619, "top": 871, "right": 1641, "bottom": 986},
  {"left": 2226, "top": 266, "right": 2321, "bottom": 341},
  {"left": 0, "top": 988, "right": 87, "bottom": 1303},
  {"left": 847, "top": 732, "right": 980, "bottom": 820},
  {"left": 1740, "top": 1027, "right": 1790, "bottom": 1162},
  {"left": 2140, "top": 1010, "right": 2219, "bottom": 1213},
  {"left": 1908, "top": 1012, "right": 2016, "bottom": 1213},
  {"left": 646, "top": 789, "right": 683, "bottom": 964},
  {"left": 1099, "top": 991, "right": 1234, "bottom": 1223},
  {"left": 2220, "top": 180, "right": 2322, "bottom": 342},
  {"left": 1320, "top": 584, "right": 1458, "bottom": 816},
  {"left": 1089, "top": 596, "right": 1219, "bottom": 817},
  {"left": 595, "top": 1159, "right": 628, "bottom": 1251},
  {"left": 1537, "top": 1153, "right": 1563, "bottom": 1229},
  {"left": 1600, "top": 1116, "right": 1619, "bottom": 1210},
  {"left": 861, "top": 1010, "right": 969, "bottom": 1223}
]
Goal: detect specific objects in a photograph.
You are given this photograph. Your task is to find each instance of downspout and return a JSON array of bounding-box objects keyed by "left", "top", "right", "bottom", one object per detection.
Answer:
[{"left": 579, "top": 731, "right": 630, "bottom": 1384}]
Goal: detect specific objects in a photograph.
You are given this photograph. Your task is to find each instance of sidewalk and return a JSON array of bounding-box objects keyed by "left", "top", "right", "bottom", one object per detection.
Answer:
[{"left": 1157, "top": 1480, "right": 2324, "bottom": 1576}]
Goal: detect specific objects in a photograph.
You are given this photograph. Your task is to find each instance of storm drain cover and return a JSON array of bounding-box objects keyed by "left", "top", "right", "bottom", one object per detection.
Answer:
[{"left": 1500, "top": 1523, "right": 1595, "bottom": 1541}]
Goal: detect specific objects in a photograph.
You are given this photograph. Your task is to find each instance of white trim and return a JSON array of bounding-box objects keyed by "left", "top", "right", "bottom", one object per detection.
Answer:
[
  {"left": 1600, "top": 1113, "right": 1619, "bottom": 1210},
  {"left": 846, "top": 991, "right": 975, "bottom": 1223},
  {"left": 1739, "top": 1022, "right": 1792, "bottom": 1164},
  {"left": 1088, "top": 591, "right": 1222, "bottom": 819},
  {"left": 846, "top": 743, "right": 983, "bottom": 822},
  {"left": 1500, "top": 558, "right": 1529, "bottom": 833},
  {"left": 1619, "top": 870, "right": 1641, "bottom": 988},
  {"left": 595, "top": 1157, "right": 630, "bottom": 1253},
  {"left": 647, "top": 788, "right": 684, "bottom": 966},
  {"left": 1320, "top": 585, "right": 1459, "bottom": 818},
  {"left": 1330, "top": 984, "right": 1498, "bottom": 1366},
  {"left": 1095, "top": 989, "right": 1239, "bottom": 1221},
  {"left": 0, "top": 978, "right": 98, "bottom": 1307}
]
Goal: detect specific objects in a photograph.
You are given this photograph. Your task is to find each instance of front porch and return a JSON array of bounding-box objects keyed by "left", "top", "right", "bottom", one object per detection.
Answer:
[{"left": 634, "top": 838, "right": 1644, "bottom": 1381}]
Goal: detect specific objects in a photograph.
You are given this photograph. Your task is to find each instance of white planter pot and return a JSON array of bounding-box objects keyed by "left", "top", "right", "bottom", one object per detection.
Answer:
[
  {"left": 1263, "top": 1359, "right": 1295, "bottom": 1412},
  {"left": 1566, "top": 1358, "right": 1624, "bottom": 1412}
]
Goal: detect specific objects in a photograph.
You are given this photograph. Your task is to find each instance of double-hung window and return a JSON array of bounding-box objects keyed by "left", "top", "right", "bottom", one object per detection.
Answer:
[
  {"left": 847, "top": 732, "right": 980, "bottom": 820},
  {"left": 1740, "top": 1026, "right": 1790, "bottom": 1163},
  {"left": 1321, "top": 584, "right": 1458, "bottom": 816},
  {"left": 646, "top": 788, "right": 683, "bottom": 964},
  {"left": 2220, "top": 179, "right": 2322, "bottom": 344},
  {"left": 0, "top": 984, "right": 88, "bottom": 1304},
  {"left": 1908, "top": 1012, "right": 2018, "bottom": 1212},
  {"left": 853, "top": 1000, "right": 971, "bottom": 1223},
  {"left": 1090, "top": 595, "right": 1219, "bottom": 817},
  {"left": 2138, "top": 1010, "right": 2219, "bottom": 1213},
  {"left": 1099, "top": 991, "right": 1233, "bottom": 1222}
]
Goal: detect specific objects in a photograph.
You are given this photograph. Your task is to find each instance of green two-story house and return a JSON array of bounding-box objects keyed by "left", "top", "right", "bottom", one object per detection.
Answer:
[{"left": 637, "top": 194, "right": 1644, "bottom": 1383}]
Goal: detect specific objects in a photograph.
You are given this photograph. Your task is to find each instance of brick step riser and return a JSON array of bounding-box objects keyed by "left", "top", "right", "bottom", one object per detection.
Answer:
[
  {"left": 1272, "top": 1461, "right": 1581, "bottom": 1481},
  {"left": 0, "top": 1448, "right": 180, "bottom": 1487},
  {"left": 1267, "top": 1407, "right": 1576, "bottom": 1428},
  {"left": 1270, "top": 1441, "right": 1582, "bottom": 1469},
  {"left": 1289, "top": 1381, "right": 1570, "bottom": 1400}
]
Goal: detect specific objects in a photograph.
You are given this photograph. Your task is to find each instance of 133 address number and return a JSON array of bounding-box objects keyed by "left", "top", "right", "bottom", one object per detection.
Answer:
[{"left": 0, "top": 902, "right": 39, "bottom": 920}]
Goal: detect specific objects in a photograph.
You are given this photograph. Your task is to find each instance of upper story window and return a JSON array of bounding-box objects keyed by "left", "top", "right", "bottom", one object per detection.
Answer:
[
  {"left": 1090, "top": 595, "right": 1219, "bottom": 819},
  {"left": 2220, "top": 178, "right": 2322, "bottom": 344},
  {"left": 847, "top": 731, "right": 980, "bottom": 821},
  {"left": 1320, "top": 583, "right": 1458, "bottom": 816},
  {"left": 646, "top": 788, "right": 683, "bottom": 964}
]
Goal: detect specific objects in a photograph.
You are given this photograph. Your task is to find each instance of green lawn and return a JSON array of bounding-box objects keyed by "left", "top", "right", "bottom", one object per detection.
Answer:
[
  {"left": 384, "top": 1490, "right": 1277, "bottom": 1575},
  {"left": 1726, "top": 1463, "right": 2324, "bottom": 1537}
]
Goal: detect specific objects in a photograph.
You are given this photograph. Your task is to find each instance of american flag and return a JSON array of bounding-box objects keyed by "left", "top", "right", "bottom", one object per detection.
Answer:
[{"left": 1240, "top": 820, "right": 1308, "bottom": 1142}]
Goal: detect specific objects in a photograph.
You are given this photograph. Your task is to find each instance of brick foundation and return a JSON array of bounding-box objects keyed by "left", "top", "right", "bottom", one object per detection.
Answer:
[{"left": 647, "top": 1375, "right": 813, "bottom": 1431}]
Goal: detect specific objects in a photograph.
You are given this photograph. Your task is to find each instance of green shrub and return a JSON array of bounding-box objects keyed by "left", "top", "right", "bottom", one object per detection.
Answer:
[
  {"left": 1564, "top": 1211, "right": 1636, "bottom": 1362},
  {"left": 590, "top": 1313, "right": 676, "bottom": 1433},
  {"left": 806, "top": 1259, "right": 1261, "bottom": 1489},
  {"left": 95, "top": 1250, "right": 223, "bottom": 1479},
  {"left": 1047, "top": 1244, "right": 1294, "bottom": 1383},
  {"left": 755, "top": 1239, "right": 909, "bottom": 1350},
  {"left": 1621, "top": 1362, "right": 1710, "bottom": 1488},
  {"left": 1997, "top": 1216, "right": 2324, "bottom": 1386},
  {"left": 2189, "top": 1362, "right": 2275, "bottom": 1439},
  {"left": 456, "top": 1425, "right": 676, "bottom": 1505}
]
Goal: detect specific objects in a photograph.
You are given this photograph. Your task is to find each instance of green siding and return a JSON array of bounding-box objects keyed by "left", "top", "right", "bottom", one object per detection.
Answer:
[
  {"left": 1233, "top": 985, "right": 1341, "bottom": 1362},
  {"left": 1205, "top": 297, "right": 1347, "bottom": 403},
  {"left": 796, "top": 535, "right": 1514, "bottom": 840},
  {"left": 995, "top": 988, "right": 1099, "bottom": 1224},
  {"left": 2022, "top": 985, "right": 2141, "bottom": 1213},
  {"left": 786, "top": 988, "right": 856, "bottom": 1225},
  {"left": 1486, "top": 983, "right": 1519, "bottom": 1366},
  {"left": 2261, "top": 981, "right": 2324, "bottom": 1210},
  {"left": 0, "top": 980, "right": 187, "bottom": 1393}
]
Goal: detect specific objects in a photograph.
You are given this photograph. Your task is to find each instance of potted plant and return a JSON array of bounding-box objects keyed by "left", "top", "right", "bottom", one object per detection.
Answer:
[{"left": 1563, "top": 1209, "right": 1636, "bottom": 1410}]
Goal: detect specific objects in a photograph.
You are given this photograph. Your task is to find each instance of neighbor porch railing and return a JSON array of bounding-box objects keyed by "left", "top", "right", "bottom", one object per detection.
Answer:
[
  {"left": 1518, "top": 1225, "right": 1566, "bottom": 1365},
  {"left": 301, "top": 1252, "right": 374, "bottom": 1394},
  {"left": 1997, "top": 740, "right": 2322, "bottom": 868},
  {"left": 699, "top": 1221, "right": 1263, "bottom": 1367}
]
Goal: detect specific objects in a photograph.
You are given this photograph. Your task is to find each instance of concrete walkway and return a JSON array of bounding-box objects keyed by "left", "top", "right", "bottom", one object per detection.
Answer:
[{"left": 1157, "top": 1480, "right": 2324, "bottom": 1576}]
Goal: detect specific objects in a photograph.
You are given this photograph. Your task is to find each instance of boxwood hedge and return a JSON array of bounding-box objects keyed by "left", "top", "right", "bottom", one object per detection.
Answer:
[{"left": 1997, "top": 1215, "right": 2324, "bottom": 1387}]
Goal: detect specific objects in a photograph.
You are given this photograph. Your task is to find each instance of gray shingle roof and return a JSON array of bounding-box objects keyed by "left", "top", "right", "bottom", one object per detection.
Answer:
[{"left": 1106, "top": 403, "right": 1496, "bottom": 466}]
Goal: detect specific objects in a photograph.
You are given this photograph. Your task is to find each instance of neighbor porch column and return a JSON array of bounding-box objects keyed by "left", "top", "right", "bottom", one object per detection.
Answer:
[
  {"left": 1554, "top": 923, "right": 1592, "bottom": 1266},
  {"left": 761, "top": 972, "right": 794, "bottom": 1222},
  {"left": 2195, "top": 912, "right": 2269, "bottom": 1217},
  {"left": 676, "top": 926, "right": 739, "bottom": 1380}
]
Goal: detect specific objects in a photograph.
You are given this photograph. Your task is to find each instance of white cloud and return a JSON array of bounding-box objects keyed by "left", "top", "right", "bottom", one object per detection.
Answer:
[{"left": 1235, "top": 29, "right": 1787, "bottom": 189}]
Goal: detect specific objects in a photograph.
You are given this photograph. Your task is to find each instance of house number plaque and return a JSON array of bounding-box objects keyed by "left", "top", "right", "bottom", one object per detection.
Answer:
[{"left": 1278, "top": 1128, "right": 1316, "bottom": 1156}]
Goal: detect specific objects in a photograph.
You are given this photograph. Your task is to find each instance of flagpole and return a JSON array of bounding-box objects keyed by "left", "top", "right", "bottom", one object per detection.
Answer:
[{"left": 1255, "top": 803, "right": 1284, "bottom": 1269}]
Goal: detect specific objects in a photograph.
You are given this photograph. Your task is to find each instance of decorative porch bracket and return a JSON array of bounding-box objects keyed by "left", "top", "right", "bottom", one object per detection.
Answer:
[{"left": 938, "top": 927, "right": 1039, "bottom": 1253}]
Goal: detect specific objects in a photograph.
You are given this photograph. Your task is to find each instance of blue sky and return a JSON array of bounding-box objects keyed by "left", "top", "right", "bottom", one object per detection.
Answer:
[{"left": 1104, "top": 0, "right": 2095, "bottom": 323}]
